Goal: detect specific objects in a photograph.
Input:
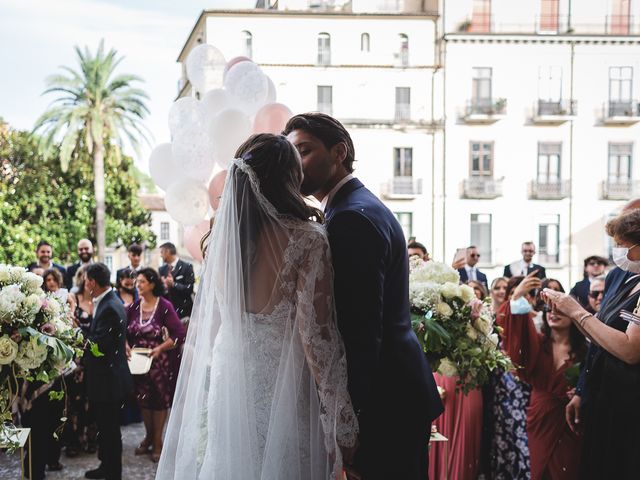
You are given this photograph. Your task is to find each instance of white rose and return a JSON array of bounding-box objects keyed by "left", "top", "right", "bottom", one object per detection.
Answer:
[
  {"left": 437, "top": 358, "right": 459, "bottom": 377},
  {"left": 436, "top": 301, "right": 453, "bottom": 318},
  {"left": 0, "top": 335, "right": 19, "bottom": 365},
  {"left": 473, "top": 316, "right": 493, "bottom": 336},
  {"left": 466, "top": 323, "right": 478, "bottom": 340},
  {"left": 459, "top": 284, "right": 476, "bottom": 303},
  {"left": 441, "top": 282, "right": 461, "bottom": 300},
  {"left": 488, "top": 333, "right": 499, "bottom": 348}
]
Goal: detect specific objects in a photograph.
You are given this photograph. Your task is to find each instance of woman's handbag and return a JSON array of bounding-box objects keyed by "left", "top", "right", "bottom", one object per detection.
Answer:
[{"left": 128, "top": 347, "right": 153, "bottom": 375}]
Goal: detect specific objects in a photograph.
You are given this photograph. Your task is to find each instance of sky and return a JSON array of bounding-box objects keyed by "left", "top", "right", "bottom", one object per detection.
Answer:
[{"left": 0, "top": 0, "right": 254, "bottom": 173}]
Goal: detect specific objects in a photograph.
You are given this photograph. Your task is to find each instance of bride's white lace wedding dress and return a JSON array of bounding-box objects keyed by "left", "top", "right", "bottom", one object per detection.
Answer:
[{"left": 156, "top": 159, "right": 358, "bottom": 480}]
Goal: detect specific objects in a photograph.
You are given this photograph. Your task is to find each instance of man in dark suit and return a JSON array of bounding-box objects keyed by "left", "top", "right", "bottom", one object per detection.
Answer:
[
  {"left": 503, "top": 241, "right": 546, "bottom": 279},
  {"left": 27, "top": 240, "right": 66, "bottom": 278},
  {"left": 83, "top": 263, "right": 133, "bottom": 480},
  {"left": 65, "top": 238, "right": 94, "bottom": 290},
  {"left": 458, "top": 245, "right": 488, "bottom": 289},
  {"left": 569, "top": 255, "right": 608, "bottom": 307},
  {"left": 159, "top": 242, "right": 195, "bottom": 320},
  {"left": 285, "top": 113, "right": 443, "bottom": 480}
]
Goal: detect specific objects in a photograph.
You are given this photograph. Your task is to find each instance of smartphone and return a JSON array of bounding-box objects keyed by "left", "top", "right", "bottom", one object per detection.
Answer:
[{"left": 453, "top": 248, "right": 466, "bottom": 265}]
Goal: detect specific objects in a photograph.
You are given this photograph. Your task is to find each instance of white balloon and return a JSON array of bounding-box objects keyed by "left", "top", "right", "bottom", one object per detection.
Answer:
[
  {"left": 149, "top": 143, "right": 184, "bottom": 190},
  {"left": 265, "top": 76, "right": 277, "bottom": 103},
  {"left": 164, "top": 179, "right": 210, "bottom": 226},
  {"left": 186, "top": 44, "right": 226, "bottom": 94},
  {"left": 168, "top": 97, "right": 204, "bottom": 138},
  {"left": 171, "top": 131, "right": 215, "bottom": 180},
  {"left": 224, "top": 62, "right": 270, "bottom": 116},
  {"left": 211, "top": 109, "right": 252, "bottom": 169},
  {"left": 201, "top": 88, "right": 231, "bottom": 124}
]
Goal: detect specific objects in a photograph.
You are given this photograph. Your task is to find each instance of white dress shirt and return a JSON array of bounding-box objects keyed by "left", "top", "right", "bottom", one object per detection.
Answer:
[
  {"left": 320, "top": 174, "right": 354, "bottom": 211},
  {"left": 465, "top": 265, "right": 478, "bottom": 282},
  {"left": 92, "top": 287, "right": 112, "bottom": 311}
]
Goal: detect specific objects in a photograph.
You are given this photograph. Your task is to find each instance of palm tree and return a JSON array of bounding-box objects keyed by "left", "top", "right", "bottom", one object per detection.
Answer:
[{"left": 34, "top": 40, "right": 150, "bottom": 261}]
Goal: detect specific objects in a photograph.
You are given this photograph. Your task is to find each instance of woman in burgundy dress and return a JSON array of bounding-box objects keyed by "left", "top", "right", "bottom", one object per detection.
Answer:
[
  {"left": 126, "top": 268, "right": 186, "bottom": 463},
  {"left": 497, "top": 273, "right": 586, "bottom": 480}
]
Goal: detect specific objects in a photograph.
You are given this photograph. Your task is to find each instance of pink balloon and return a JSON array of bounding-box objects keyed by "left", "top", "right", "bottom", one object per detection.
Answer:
[
  {"left": 208, "top": 170, "right": 228, "bottom": 210},
  {"left": 183, "top": 220, "right": 211, "bottom": 262},
  {"left": 223, "top": 56, "right": 252, "bottom": 79},
  {"left": 252, "top": 103, "right": 293, "bottom": 135}
]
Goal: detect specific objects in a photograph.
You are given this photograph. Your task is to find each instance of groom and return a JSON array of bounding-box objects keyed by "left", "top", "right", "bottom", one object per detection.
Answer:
[{"left": 285, "top": 114, "right": 443, "bottom": 479}]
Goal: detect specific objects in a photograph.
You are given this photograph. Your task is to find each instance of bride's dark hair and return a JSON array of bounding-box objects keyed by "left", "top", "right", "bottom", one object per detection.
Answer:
[{"left": 234, "top": 133, "right": 323, "bottom": 223}]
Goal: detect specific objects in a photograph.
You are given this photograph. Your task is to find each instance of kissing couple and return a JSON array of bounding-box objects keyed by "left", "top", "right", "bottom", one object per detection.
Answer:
[{"left": 156, "top": 113, "right": 443, "bottom": 480}]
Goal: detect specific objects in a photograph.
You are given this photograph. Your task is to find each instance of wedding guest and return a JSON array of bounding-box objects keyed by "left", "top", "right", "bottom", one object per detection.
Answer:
[
  {"left": 158, "top": 242, "right": 194, "bottom": 321},
  {"left": 408, "top": 241, "right": 429, "bottom": 262},
  {"left": 115, "top": 267, "right": 138, "bottom": 307},
  {"left": 83, "top": 263, "right": 133, "bottom": 480},
  {"left": 468, "top": 280, "right": 488, "bottom": 301},
  {"left": 29, "top": 265, "right": 45, "bottom": 277},
  {"left": 489, "top": 277, "right": 508, "bottom": 313},
  {"left": 586, "top": 277, "right": 605, "bottom": 314},
  {"left": 569, "top": 255, "right": 608, "bottom": 308},
  {"left": 42, "top": 268, "right": 74, "bottom": 310},
  {"left": 546, "top": 208, "right": 640, "bottom": 479},
  {"left": 65, "top": 238, "right": 94, "bottom": 290},
  {"left": 498, "top": 274, "right": 585, "bottom": 480},
  {"left": 126, "top": 268, "right": 186, "bottom": 463},
  {"left": 27, "top": 241, "right": 66, "bottom": 278},
  {"left": 116, "top": 243, "right": 143, "bottom": 281},
  {"left": 503, "top": 242, "right": 546, "bottom": 279},
  {"left": 458, "top": 246, "right": 488, "bottom": 289}
]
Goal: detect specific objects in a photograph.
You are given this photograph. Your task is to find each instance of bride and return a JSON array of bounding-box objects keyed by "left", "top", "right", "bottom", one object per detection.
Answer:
[{"left": 156, "top": 134, "right": 358, "bottom": 480}]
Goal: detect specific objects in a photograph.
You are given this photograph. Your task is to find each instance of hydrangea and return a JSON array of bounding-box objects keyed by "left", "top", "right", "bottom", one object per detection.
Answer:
[
  {"left": 437, "top": 358, "right": 459, "bottom": 377},
  {"left": 14, "top": 336, "right": 48, "bottom": 371},
  {"left": 0, "top": 265, "right": 10, "bottom": 284},
  {"left": 0, "top": 285, "right": 26, "bottom": 323},
  {"left": 410, "top": 260, "right": 460, "bottom": 285},
  {"left": 21, "top": 272, "right": 44, "bottom": 295},
  {"left": 409, "top": 281, "right": 441, "bottom": 310}
]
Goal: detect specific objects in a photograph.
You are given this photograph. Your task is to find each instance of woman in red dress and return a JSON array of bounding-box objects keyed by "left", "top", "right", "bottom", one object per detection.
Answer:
[{"left": 497, "top": 274, "right": 586, "bottom": 480}]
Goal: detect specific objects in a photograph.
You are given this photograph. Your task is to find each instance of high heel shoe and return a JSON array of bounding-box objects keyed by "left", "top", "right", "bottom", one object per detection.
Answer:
[
  {"left": 151, "top": 447, "right": 162, "bottom": 463},
  {"left": 134, "top": 439, "right": 152, "bottom": 456}
]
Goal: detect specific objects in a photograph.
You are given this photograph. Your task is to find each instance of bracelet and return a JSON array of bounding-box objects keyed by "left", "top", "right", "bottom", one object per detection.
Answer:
[{"left": 578, "top": 312, "right": 592, "bottom": 328}]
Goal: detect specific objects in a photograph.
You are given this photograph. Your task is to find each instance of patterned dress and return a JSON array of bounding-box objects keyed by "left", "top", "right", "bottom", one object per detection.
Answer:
[{"left": 126, "top": 297, "right": 186, "bottom": 410}]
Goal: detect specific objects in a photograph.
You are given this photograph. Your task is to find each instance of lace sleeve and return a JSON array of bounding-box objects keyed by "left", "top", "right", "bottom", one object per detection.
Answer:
[{"left": 296, "top": 229, "right": 359, "bottom": 450}]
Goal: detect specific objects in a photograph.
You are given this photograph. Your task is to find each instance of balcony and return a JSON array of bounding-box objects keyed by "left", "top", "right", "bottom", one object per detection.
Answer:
[
  {"left": 529, "top": 180, "right": 570, "bottom": 200},
  {"left": 601, "top": 180, "right": 640, "bottom": 200},
  {"left": 461, "top": 98, "right": 507, "bottom": 124},
  {"left": 461, "top": 176, "right": 503, "bottom": 199},
  {"left": 603, "top": 101, "right": 640, "bottom": 125},
  {"left": 394, "top": 104, "right": 411, "bottom": 123},
  {"left": 532, "top": 99, "right": 577, "bottom": 124},
  {"left": 381, "top": 176, "right": 423, "bottom": 199}
]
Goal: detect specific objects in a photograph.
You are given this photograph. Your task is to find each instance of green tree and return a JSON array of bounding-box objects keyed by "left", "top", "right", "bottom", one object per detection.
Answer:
[
  {"left": 0, "top": 125, "right": 154, "bottom": 266},
  {"left": 33, "top": 41, "right": 150, "bottom": 261}
]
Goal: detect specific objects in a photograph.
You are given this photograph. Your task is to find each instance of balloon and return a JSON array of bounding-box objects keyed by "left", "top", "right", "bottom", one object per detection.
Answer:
[
  {"left": 208, "top": 170, "right": 228, "bottom": 210},
  {"left": 186, "top": 44, "right": 226, "bottom": 94},
  {"left": 171, "top": 130, "right": 215, "bottom": 180},
  {"left": 224, "top": 61, "right": 270, "bottom": 115},
  {"left": 164, "top": 179, "right": 209, "bottom": 226},
  {"left": 149, "top": 143, "right": 183, "bottom": 191},
  {"left": 253, "top": 103, "right": 293, "bottom": 135},
  {"left": 211, "top": 109, "right": 252, "bottom": 169},
  {"left": 201, "top": 89, "right": 231, "bottom": 123},
  {"left": 168, "top": 97, "right": 203, "bottom": 138},
  {"left": 223, "top": 56, "right": 252, "bottom": 79},
  {"left": 265, "top": 76, "right": 277, "bottom": 103},
  {"left": 183, "top": 220, "right": 210, "bottom": 262}
]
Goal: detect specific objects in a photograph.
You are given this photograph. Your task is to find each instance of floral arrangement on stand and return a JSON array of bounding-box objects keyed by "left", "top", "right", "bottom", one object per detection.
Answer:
[
  {"left": 0, "top": 265, "right": 85, "bottom": 451},
  {"left": 409, "top": 258, "right": 513, "bottom": 394}
]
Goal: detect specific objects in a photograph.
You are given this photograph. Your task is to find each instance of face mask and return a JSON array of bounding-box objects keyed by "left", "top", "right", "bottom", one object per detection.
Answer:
[{"left": 612, "top": 243, "right": 640, "bottom": 273}]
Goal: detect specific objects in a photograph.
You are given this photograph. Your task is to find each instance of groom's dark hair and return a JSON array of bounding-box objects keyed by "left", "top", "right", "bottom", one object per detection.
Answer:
[{"left": 282, "top": 113, "right": 355, "bottom": 173}]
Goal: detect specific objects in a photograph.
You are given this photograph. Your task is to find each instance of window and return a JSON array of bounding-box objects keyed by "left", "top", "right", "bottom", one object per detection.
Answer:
[
  {"left": 537, "top": 143, "right": 562, "bottom": 183},
  {"left": 395, "top": 87, "right": 411, "bottom": 121},
  {"left": 394, "top": 148, "right": 413, "bottom": 177},
  {"left": 538, "top": 215, "right": 560, "bottom": 264},
  {"left": 317, "top": 33, "right": 331, "bottom": 66},
  {"left": 611, "top": 0, "right": 631, "bottom": 35},
  {"left": 469, "top": 142, "right": 493, "bottom": 176},
  {"left": 242, "top": 31, "right": 253, "bottom": 59},
  {"left": 160, "top": 222, "right": 170, "bottom": 241},
  {"left": 105, "top": 255, "right": 113, "bottom": 272},
  {"left": 470, "top": 214, "right": 492, "bottom": 264},
  {"left": 317, "top": 86, "right": 333, "bottom": 115},
  {"left": 608, "top": 143, "right": 633, "bottom": 184},
  {"left": 394, "top": 212, "right": 412, "bottom": 240},
  {"left": 398, "top": 34, "right": 409, "bottom": 66},
  {"left": 472, "top": 67, "right": 492, "bottom": 110},
  {"left": 144, "top": 249, "right": 151, "bottom": 266},
  {"left": 361, "top": 33, "right": 370, "bottom": 52},
  {"left": 539, "top": 0, "right": 559, "bottom": 32},
  {"left": 470, "top": 0, "right": 491, "bottom": 33},
  {"left": 609, "top": 66, "right": 633, "bottom": 115}
]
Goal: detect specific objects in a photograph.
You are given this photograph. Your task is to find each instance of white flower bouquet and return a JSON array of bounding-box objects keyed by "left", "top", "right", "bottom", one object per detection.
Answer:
[
  {"left": 0, "top": 265, "right": 85, "bottom": 449},
  {"left": 409, "top": 258, "right": 513, "bottom": 394}
]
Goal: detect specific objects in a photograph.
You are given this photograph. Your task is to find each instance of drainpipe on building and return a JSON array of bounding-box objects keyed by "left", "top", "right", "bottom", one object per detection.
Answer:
[
  {"left": 440, "top": 0, "right": 447, "bottom": 261},
  {"left": 568, "top": 40, "right": 575, "bottom": 286}
]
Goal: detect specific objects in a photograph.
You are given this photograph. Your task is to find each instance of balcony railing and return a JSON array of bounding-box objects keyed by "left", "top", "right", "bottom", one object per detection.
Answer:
[
  {"left": 603, "top": 101, "right": 640, "bottom": 124},
  {"left": 456, "top": 15, "right": 640, "bottom": 35},
  {"left": 529, "top": 180, "right": 570, "bottom": 200},
  {"left": 395, "top": 104, "right": 411, "bottom": 122},
  {"left": 537, "top": 99, "right": 577, "bottom": 116},
  {"left": 381, "top": 176, "right": 423, "bottom": 198},
  {"left": 462, "top": 98, "right": 507, "bottom": 124},
  {"left": 601, "top": 180, "right": 640, "bottom": 200},
  {"left": 462, "top": 176, "right": 503, "bottom": 199}
]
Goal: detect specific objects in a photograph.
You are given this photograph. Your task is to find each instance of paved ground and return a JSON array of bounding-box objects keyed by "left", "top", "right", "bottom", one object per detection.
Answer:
[{"left": 0, "top": 422, "right": 158, "bottom": 480}]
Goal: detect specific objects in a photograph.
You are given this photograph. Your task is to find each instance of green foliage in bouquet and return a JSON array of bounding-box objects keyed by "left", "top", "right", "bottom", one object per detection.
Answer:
[
  {"left": 409, "top": 258, "right": 514, "bottom": 394},
  {"left": 564, "top": 362, "right": 581, "bottom": 389}
]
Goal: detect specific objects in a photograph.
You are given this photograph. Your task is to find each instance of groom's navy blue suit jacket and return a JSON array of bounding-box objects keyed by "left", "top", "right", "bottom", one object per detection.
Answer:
[{"left": 325, "top": 179, "right": 443, "bottom": 466}]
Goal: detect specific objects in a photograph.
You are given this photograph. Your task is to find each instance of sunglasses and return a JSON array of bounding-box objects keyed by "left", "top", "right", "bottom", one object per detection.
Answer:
[
  {"left": 589, "top": 290, "right": 604, "bottom": 299},
  {"left": 470, "top": 253, "right": 481, "bottom": 258},
  {"left": 587, "top": 261, "right": 604, "bottom": 266}
]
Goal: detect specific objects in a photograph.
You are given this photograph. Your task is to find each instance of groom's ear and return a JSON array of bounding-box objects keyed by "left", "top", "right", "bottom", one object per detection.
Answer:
[{"left": 331, "top": 142, "right": 348, "bottom": 166}]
